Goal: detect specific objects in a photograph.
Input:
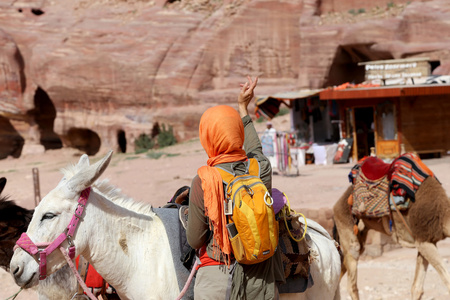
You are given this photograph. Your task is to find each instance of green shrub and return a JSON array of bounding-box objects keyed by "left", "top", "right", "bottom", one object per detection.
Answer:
[
  {"left": 158, "top": 124, "right": 177, "bottom": 148},
  {"left": 146, "top": 151, "right": 164, "bottom": 159},
  {"left": 256, "top": 116, "right": 266, "bottom": 123},
  {"left": 349, "top": 8, "right": 365, "bottom": 15},
  {"left": 134, "top": 133, "right": 155, "bottom": 153},
  {"left": 276, "top": 107, "right": 290, "bottom": 117},
  {"left": 125, "top": 156, "right": 140, "bottom": 160}
]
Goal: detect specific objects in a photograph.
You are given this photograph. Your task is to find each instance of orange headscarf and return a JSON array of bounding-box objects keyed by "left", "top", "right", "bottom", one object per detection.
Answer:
[{"left": 197, "top": 105, "right": 247, "bottom": 263}]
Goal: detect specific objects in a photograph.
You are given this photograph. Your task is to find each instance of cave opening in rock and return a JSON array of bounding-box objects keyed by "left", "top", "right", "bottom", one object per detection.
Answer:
[
  {"left": 117, "top": 130, "right": 127, "bottom": 153},
  {"left": 325, "top": 44, "right": 394, "bottom": 87},
  {"left": 31, "top": 9, "right": 44, "bottom": 16},
  {"left": 33, "top": 87, "right": 63, "bottom": 150},
  {"left": 0, "top": 116, "right": 24, "bottom": 159},
  {"left": 65, "top": 128, "right": 101, "bottom": 156}
]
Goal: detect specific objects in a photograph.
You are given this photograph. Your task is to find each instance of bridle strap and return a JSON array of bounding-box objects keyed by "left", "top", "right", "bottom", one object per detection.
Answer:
[
  {"left": 61, "top": 247, "right": 96, "bottom": 300},
  {"left": 68, "top": 188, "right": 91, "bottom": 237},
  {"left": 76, "top": 256, "right": 90, "bottom": 297},
  {"left": 15, "top": 187, "right": 91, "bottom": 281}
]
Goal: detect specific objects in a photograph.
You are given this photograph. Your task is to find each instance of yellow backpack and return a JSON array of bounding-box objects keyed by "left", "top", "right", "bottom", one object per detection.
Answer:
[{"left": 216, "top": 158, "right": 279, "bottom": 264}]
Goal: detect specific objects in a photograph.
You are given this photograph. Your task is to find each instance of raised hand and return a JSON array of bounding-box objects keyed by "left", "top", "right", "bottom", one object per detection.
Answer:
[{"left": 238, "top": 76, "right": 258, "bottom": 117}]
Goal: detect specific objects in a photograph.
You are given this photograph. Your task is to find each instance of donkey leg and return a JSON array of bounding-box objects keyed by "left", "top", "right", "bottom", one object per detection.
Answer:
[
  {"left": 340, "top": 260, "right": 347, "bottom": 280},
  {"left": 411, "top": 251, "right": 428, "bottom": 300},
  {"left": 417, "top": 242, "right": 450, "bottom": 295},
  {"left": 343, "top": 252, "right": 360, "bottom": 300},
  {"left": 335, "top": 223, "right": 362, "bottom": 300},
  {"left": 333, "top": 221, "right": 362, "bottom": 299}
]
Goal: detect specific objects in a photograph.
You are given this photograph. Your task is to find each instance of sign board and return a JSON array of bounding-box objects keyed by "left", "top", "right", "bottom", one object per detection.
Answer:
[{"left": 359, "top": 58, "right": 431, "bottom": 82}]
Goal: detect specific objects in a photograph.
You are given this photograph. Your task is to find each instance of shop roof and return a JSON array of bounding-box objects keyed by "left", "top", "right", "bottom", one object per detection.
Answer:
[{"left": 319, "top": 84, "right": 450, "bottom": 100}]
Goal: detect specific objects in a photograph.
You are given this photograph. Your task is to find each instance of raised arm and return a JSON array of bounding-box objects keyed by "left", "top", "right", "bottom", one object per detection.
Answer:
[{"left": 238, "top": 76, "right": 273, "bottom": 191}]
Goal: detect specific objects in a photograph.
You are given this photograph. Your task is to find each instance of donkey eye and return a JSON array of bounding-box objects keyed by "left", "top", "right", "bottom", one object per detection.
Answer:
[{"left": 41, "top": 213, "right": 56, "bottom": 221}]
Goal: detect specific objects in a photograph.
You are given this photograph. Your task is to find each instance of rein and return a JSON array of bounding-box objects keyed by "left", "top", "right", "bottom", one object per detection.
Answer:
[
  {"left": 175, "top": 259, "right": 198, "bottom": 300},
  {"left": 14, "top": 188, "right": 97, "bottom": 300}
]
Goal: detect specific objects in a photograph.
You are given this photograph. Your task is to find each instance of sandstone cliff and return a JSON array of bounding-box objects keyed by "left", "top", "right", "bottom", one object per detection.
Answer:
[{"left": 0, "top": 0, "right": 448, "bottom": 158}]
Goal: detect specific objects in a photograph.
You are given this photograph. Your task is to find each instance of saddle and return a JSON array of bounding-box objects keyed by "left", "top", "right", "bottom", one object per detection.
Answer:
[
  {"left": 163, "top": 186, "right": 196, "bottom": 271},
  {"left": 279, "top": 213, "right": 313, "bottom": 278},
  {"left": 274, "top": 190, "right": 315, "bottom": 294},
  {"left": 348, "top": 154, "right": 437, "bottom": 219},
  {"left": 389, "top": 153, "right": 438, "bottom": 201},
  {"left": 349, "top": 156, "right": 391, "bottom": 218},
  {"left": 359, "top": 156, "right": 391, "bottom": 180}
]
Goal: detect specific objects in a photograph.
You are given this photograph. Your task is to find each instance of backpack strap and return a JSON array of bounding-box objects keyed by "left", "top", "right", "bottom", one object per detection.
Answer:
[
  {"left": 247, "top": 158, "right": 261, "bottom": 177},
  {"left": 215, "top": 158, "right": 260, "bottom": 183},
  {"left": 215, "top": 158, "right": 261, "bottom": 209}
]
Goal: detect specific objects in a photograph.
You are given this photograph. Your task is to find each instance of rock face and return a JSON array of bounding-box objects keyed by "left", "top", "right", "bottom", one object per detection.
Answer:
[{"left": 0, "top": 0, "right": 449, "bottom": 158}]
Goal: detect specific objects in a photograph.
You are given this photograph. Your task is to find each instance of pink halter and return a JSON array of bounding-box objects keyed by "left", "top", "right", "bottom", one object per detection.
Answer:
[{"left": 15, "top": 187, "right": 91, "bottom": 280}]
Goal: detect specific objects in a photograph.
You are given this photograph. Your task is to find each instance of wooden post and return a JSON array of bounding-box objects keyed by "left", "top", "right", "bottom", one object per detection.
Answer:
[{"left": 32, "top": 168, "right": 41, "bottom": 207}]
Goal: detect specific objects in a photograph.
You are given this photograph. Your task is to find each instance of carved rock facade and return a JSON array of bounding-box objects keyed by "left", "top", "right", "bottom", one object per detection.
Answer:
[{"left": 0, "top": 0, "right": 448, "bottom": 158}]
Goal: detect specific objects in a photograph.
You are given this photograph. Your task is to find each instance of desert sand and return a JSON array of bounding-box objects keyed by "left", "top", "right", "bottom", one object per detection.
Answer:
[{"left": 1, "top": 115, "right": 450, "bottom": 300}]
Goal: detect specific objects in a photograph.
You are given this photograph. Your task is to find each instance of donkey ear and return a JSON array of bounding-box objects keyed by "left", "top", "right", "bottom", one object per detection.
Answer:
[
  {"left": 0, "top": 177, "right": 6, "bottom": 195},
  {"left": 66, "top": 151, "right": 113, "bottom": 194},
  {"left": 77, "top": 154, "right": 90, "bottom": 168}
]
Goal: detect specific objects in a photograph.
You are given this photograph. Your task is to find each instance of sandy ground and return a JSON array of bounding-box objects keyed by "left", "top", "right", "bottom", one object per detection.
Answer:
[{"left": 1, "top": 115, "right": 450, "bottom": 299}]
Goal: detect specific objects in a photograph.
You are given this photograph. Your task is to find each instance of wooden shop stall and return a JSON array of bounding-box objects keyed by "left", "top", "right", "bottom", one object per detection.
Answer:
[{"left": 319, "top": 58, "right": 450, "bottom": 162}]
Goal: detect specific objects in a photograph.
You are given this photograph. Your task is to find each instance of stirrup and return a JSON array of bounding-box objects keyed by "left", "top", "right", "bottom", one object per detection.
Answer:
[{"left": 71, "top": 293, "right": 90, "bottom": 300}]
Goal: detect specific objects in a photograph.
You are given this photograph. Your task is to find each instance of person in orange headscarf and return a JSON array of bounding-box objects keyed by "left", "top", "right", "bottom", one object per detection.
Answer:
[{"left": 187, "top": 76, "right": 285, "bottom": 299}]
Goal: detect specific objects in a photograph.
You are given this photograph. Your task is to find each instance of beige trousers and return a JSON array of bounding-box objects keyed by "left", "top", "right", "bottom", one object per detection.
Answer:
[{"left": 194, "top": 265, "right": 229, "bottom": 300}]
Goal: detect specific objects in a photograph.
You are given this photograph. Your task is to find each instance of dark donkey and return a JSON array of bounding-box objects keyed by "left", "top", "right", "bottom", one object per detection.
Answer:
[{"left": 0, "top": 177, "right": 32, "bottom": 271}]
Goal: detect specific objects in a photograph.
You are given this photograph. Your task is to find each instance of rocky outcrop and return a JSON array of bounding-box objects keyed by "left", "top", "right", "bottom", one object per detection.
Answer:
[{"left": 0, "top": 0, "right": 449, "bottom": 158}]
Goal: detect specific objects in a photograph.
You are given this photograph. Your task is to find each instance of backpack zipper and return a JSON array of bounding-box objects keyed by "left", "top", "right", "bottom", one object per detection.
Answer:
[{"left": 231, "top": 181, "right": 265, "bottom": 208}]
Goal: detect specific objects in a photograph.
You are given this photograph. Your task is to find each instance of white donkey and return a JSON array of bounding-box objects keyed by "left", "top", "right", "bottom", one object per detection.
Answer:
[{"left": 10, "top": 151, "right": 340, "bottom": 299}]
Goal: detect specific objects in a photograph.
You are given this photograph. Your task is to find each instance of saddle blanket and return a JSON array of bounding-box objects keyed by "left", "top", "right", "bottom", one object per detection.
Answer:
[
  {"left": 389, "top": 153, "right": 437, "bottom": 201},
  {"left": 349, "top": 153, "right": 438, "bottom": 217},
  {"left": 352, "top": 172, "right": 390, "bottom": 217},
  {"left": 278, "top": 212, "right": 315, "bottom": 293},
  {"left": 154, "top": 207, "right": 194, "bottom": 300},
  {"left": 350, "top": 157, "right": 391, "bottom": 217}
]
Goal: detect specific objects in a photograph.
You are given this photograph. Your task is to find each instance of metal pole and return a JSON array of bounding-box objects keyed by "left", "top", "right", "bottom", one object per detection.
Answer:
[{"left": 32, "top": 167, "right": 41, "bottom": 207}]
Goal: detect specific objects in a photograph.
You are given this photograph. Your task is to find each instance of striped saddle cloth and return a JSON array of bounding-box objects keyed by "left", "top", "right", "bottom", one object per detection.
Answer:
[
  {"left": 349, "top": 153, "right": 436, "bottom": 217},
  {"left": 352, "top": 171, "right": 390, "bottom": 217},
  {"left": 349, "top": 156, "right": 391, "bottom": 217}
]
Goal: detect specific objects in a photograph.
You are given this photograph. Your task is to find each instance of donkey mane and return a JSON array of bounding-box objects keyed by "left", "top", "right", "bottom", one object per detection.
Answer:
[
  {"left": 94, "top": 180, "right": 155, "bottom": 215},
  {"left": 61, "top": 163, "right": 155, "bottom": 216}
]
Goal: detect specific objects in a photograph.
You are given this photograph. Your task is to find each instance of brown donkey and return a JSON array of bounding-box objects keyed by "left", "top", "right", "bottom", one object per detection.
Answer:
[{"left": 333, "top": 159, "right": 450, "bottom": 300}]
